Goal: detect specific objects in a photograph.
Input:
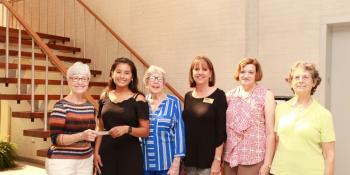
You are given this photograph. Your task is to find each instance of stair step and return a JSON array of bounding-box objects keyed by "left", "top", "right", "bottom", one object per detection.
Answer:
[
  {"left": 23, "top": 128, "right": 50, "bottom": 138},
  {"left": 37, "top": 149, "right": 48, "bottom": 157},
  {"left": 0, "top": 26, "right": 70, "bottom": 42},
  {"left": 0, "top": 77, "right": 107, "bottom": 87},
  {"left": 0, "top": 49, "right": 91, "bottom": 63},
  {"left": 12, "top": 111, "right": 50, "bottom": 119},
  {"left": 0, "top": 36, "right": 80, "bottom": 53},
  {"left": 0, "top": 63, "right": 102, "bottom": 76},
  {"left": 0, "top": 94, "right": 100, "bottom": 100}
]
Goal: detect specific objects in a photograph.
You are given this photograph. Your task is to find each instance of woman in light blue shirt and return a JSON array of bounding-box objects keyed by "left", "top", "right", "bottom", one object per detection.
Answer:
[{"left": 142, "top": 65, "right": 186, "bottom": 175}]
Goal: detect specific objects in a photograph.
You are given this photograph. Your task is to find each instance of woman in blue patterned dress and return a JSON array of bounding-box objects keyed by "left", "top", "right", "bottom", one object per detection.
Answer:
[{"left": 142, "top": 65, "right": 186, "bottom": 175}]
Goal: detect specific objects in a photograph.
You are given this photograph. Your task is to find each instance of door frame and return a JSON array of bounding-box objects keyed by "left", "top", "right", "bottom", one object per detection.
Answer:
[{"left": 320, "top": 16, "right": 350, "bottom": 109}]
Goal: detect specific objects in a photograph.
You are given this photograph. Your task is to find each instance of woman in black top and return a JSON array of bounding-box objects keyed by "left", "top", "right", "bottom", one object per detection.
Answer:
[
  {"left": 94, "top": 57, "right": 150, "bottom": 175},
  {"left": 183, "top": 56, "right": 227, "bottom": 175}
]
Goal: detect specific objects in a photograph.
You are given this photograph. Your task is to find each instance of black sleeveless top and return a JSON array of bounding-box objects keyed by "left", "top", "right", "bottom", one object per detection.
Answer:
[
  {"left": 98, "top": 93, "right": 149, "bottom": 146},
  {"left": 97, "top": 93, "right": 149, "bottom": 175}
]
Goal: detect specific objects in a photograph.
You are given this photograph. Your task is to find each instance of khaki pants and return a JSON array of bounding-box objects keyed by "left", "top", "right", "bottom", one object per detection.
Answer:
[{"left": 45, "top": 155, "right": 93, "bottom": 175}]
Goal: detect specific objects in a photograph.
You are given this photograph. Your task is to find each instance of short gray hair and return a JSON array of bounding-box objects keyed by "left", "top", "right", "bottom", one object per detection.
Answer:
[
  {"left": 67, "top": 62, "right": 91, "bottom": 78},
  {"left": 143, "top": 65, "right": 166, "bottom": 85}
]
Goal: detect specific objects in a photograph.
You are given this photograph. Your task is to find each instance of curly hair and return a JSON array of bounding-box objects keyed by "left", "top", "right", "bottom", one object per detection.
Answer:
[{"left": 286, "top": 61, "right": 322, "bottom": 95}]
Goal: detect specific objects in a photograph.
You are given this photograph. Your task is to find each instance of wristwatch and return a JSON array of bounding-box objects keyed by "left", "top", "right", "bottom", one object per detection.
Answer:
[{"left": 127, "top": 126, "right": 132, "bottom": 134}]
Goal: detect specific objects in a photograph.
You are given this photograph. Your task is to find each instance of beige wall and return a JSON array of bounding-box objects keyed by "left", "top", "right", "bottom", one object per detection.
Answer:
[
  {"left": 5, "top": 1, "right": 350, "bottom": 171},
  {"left": 83, "top": 0, "right": 247, "bottom": 95},
  {"left": 9, "top": 0, "right": 350, "bottom": 100},
  {"left": 81, "top": 0, "right": 350, "bottom": 104}
]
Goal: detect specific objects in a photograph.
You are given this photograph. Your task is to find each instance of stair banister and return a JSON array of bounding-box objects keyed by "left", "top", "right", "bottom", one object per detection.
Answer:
[
  {"left": 5, "top": 8, "right": 9, "bottom": 79},
  {"left": 17, "top": 25, "right": 21, "bottom": 95},
  {"left": 44, "top": 55, "right": 49, "bottom": 131},
  {"left": 76, "top": 0, "right": 184, "bottom": 101},
  {"left": 0, "top": 0, "right": 98, "bottom": 109},
  {"left": 31, "top": 39, "right": 34, "bottom": 112}
]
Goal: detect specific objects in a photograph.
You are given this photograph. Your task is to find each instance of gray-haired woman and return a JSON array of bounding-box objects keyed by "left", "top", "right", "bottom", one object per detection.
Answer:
[
  {"left": 141, "top": 65, "right": 185, "bottom": 175},
  {"left": 46, "top": 62, "right": 97, "bottom": 175}
]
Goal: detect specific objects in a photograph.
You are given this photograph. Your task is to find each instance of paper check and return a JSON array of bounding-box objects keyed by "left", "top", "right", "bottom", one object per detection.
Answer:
[{"left": 96, "top": 131, "right": 109, "bottom": 136}]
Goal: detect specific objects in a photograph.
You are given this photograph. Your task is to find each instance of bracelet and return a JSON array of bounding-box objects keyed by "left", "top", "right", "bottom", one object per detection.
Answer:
[
  {"left": 214, "top": 156, "right": 221, "bottom": 162},
  {"left": 127, "top": 126, "right": 132, "bottom": 134}
]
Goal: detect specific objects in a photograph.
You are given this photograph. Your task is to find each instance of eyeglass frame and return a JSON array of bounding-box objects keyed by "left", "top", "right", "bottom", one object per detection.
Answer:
[
  {"left": 148, "top": 76, "right": 164, "bottom": 83},
  {"left": 69, "top": 76, "right": 90, "bottom": 83}
]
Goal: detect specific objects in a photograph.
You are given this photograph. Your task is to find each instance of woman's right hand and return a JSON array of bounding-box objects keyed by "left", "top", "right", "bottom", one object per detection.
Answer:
[
  {"left": 81, "top": 129, "right": 97, "bottom": 142},
  {"left": 109, "top": 126, "right": 128, "bottom": 138},
  {"left": 94, "top": 153, "right": 103, "bottom": 175}
]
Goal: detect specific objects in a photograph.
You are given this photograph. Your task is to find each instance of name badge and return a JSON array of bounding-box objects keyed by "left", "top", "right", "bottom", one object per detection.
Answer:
[{"left": 203, "top": 98, "right": 214, "bottom": 104}]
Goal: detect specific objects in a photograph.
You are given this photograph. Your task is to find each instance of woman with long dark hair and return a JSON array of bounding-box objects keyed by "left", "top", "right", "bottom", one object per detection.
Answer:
[{"left": 94, "top": 57, "right": 150, "bottom": 175}]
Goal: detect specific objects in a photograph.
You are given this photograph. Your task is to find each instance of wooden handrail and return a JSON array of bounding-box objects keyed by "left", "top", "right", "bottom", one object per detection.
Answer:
[
  {"left": 76, "top": 0, "right": 184, "bottom": 102},
  {"left": 0, "top": 0, "right": 98, "bottom": 108}
]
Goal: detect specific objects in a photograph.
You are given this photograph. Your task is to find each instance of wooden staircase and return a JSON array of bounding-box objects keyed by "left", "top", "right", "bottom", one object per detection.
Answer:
[
  {"left": 1, "top": 0, "right": 184, "bottom": 162},
  {"left": 0, "top": 24, "right": 105, "bottom": 157}
]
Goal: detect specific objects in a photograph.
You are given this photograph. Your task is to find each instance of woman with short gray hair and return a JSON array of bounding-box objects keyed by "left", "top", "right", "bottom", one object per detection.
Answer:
[
  {"left": 46, "top": 62, "right": 97, "bottom": 175},
  {"left": 142, "top": 65, "right": 186, "bottom": 175}
]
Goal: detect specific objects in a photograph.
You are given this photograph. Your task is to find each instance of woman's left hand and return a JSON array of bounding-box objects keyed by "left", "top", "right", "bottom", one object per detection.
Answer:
[
  {"left": 167, "top": 158, "right": 180, "bottom": 175},
  {"left": 109, "top": 126, "right": 128, "bottom": 138},
  {"left": 210, "top": 159, "right": 221, "bottom": 175}
]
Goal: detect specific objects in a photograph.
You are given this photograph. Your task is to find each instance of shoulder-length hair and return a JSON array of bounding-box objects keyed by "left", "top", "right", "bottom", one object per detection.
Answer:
[
  {"left": 188, "top": 56, "right": 215, "bottom": 87},
  {"left": 233, "top": 57, "right": 263, "bottom": 81}
]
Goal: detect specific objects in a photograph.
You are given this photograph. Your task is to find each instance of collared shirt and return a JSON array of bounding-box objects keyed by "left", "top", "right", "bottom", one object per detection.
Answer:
[{"left": 142, "top": 94, "right": 186, "bottom": 171}]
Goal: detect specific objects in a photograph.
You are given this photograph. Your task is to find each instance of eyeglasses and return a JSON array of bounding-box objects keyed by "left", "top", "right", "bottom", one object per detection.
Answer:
[
  {"left": 69, "top": 76, "right": 90, "bottom": 82},
  {"left": 292, "top": 75, "right": 312, "bottom": 82},
  {"left": 148, "top": 76, "right": 163, "bottom": 82}
]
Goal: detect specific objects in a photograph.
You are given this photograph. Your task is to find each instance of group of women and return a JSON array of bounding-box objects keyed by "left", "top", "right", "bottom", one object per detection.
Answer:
[{"left": 46, "top": 56, "right": 336, "bottom": 175}]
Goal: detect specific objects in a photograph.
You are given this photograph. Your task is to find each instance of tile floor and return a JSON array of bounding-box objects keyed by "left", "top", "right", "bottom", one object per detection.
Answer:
[{"left": 0, "top": 161, "right": 46, "bottom": 175}]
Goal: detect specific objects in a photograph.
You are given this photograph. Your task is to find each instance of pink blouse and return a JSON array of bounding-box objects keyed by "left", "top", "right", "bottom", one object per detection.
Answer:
[{"left": 223, "top": 85, "right": 267, "bottom": 167}]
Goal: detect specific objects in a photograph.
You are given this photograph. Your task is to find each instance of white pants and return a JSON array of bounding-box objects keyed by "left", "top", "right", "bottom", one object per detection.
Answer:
[{"left": 46, "top": 155, "right": 93, "bottom": 175}]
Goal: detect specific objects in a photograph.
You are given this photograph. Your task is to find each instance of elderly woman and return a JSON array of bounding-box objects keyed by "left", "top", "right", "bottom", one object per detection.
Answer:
[
  {"left": 270, "top": 61, "right": 336, "bottom": 175},
  {"left": 46, "top": 62, "right": 97, "bottom": 175},
  {"left": 224, "top": 58, "right": 275, "bottom": 175},
  {"left": 183, "top": 56, "right": 227, "bottom": 175},
  {"left": 141, "top": 65, "right": 185, "bottom": 175}
]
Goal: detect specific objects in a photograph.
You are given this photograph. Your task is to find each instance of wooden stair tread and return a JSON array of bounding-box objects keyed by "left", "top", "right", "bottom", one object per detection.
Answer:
[
  {"left": 0, "top": 49, "right": 91, "bottom": 63},
  {"left": 37, "top": 149, "right": 48, "bottom": 157},
  {"left": 0, "top": 77, "right": 107, "bottom": 86},
  {"left": 0, "top": 26, "right": 70, "bottom": 42},
  {"left": 23, "top": 128, "right": 50, "bottom": 138},
  {"left": 12, "top": 111, "right": 50, "bottom": 118},
  {"left": 0, "top": 36, "right": 80, "bottom": 53},
  {"left": 0, "top": 63, "right": 102, "bottom": 76},
  {"left": 0, "top": 94, "right": 100, "bottom": 100}
]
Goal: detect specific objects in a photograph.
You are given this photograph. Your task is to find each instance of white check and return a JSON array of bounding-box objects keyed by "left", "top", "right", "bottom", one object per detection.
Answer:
[{"left": 96, "top": 131, "right": 109, "bottom": 136}]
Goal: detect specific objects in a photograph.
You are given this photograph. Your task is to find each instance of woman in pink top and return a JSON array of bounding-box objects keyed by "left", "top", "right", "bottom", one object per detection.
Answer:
[{"left": 223, "top": 58, "right": 276, "bottom": 175}]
